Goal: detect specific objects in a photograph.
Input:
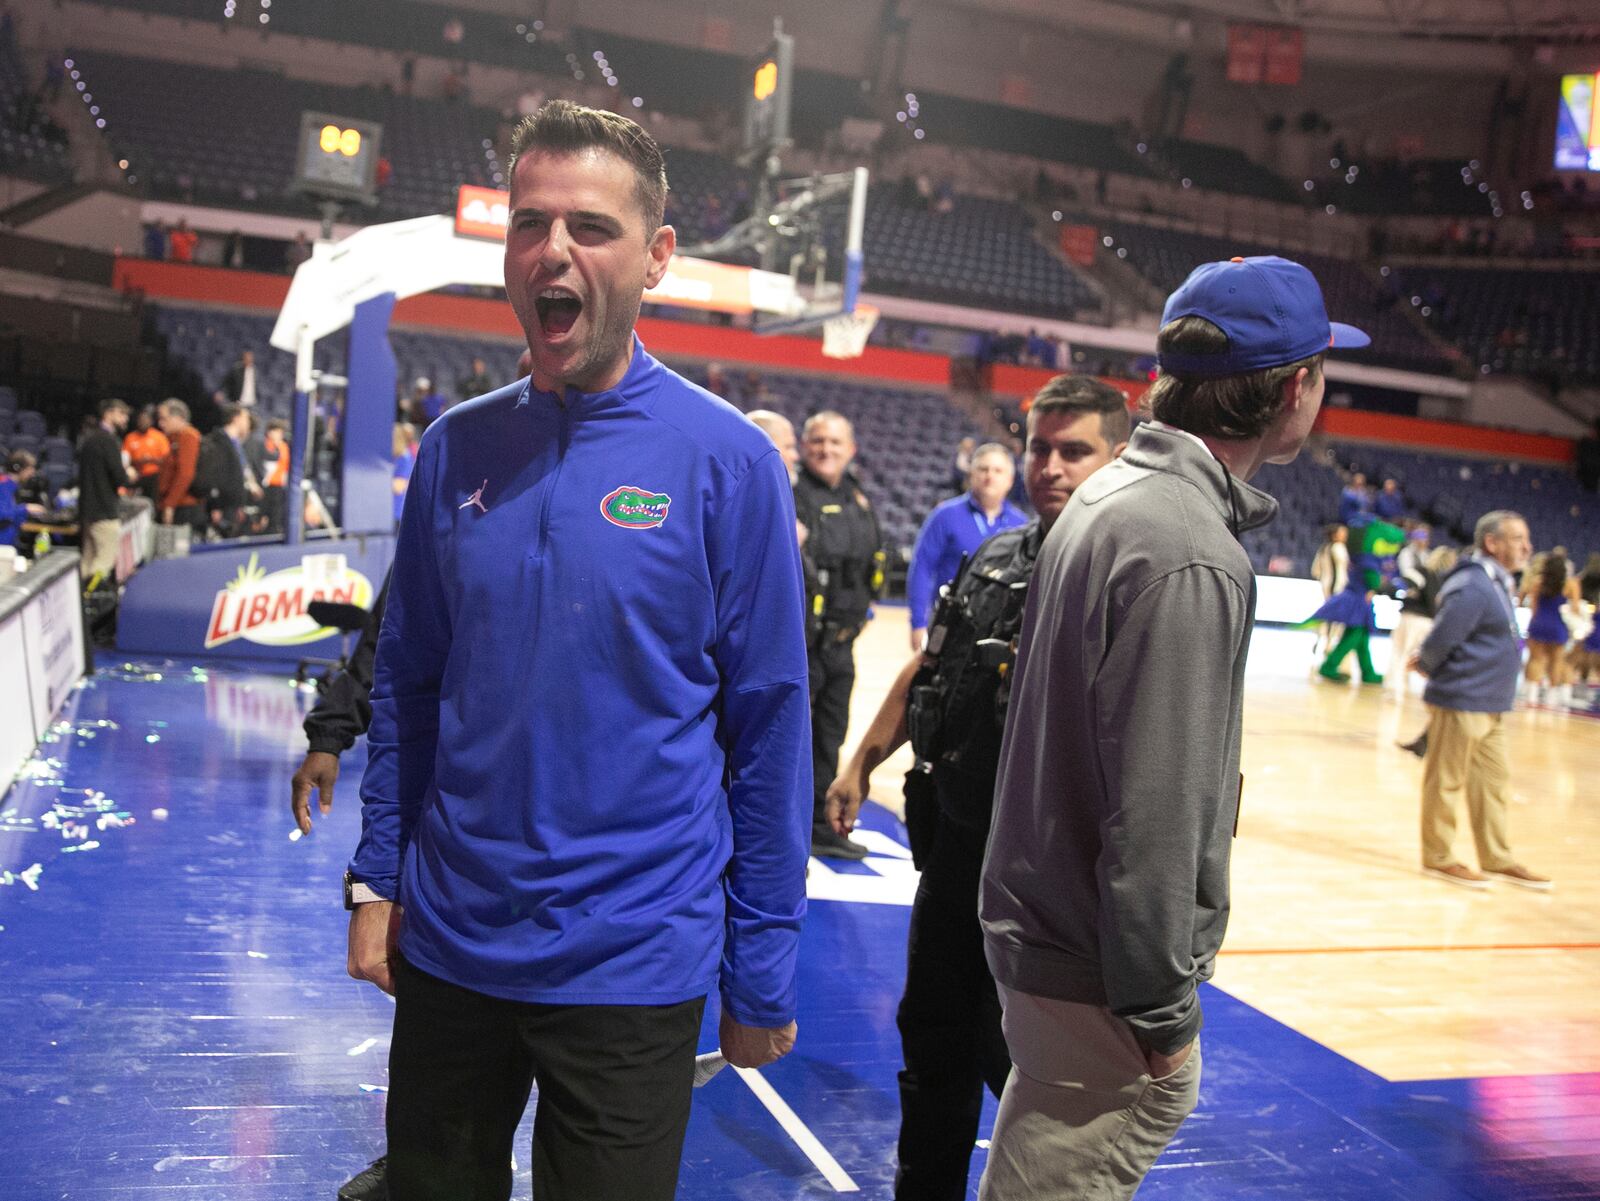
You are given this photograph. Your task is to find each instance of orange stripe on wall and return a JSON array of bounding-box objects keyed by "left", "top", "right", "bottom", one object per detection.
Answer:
[
  {"left": 1317, "top": 407, "right": 1575, "bottom": 465},
  {"left": 113, "top": 257, "right": 952, "bottom": 384},
  {"left": 989, "top": 362, "right": 1070, "bottom": 399},
  {"left": 392, "top": 291, "right": 523, "bottom": 337},
  {"left": 387, "top": 290, "right": 953, "bottom": 382},
  {"left": 989, "top": 360, "right": 1577, "bottom": 465},
  {"left": 114, "top": 258, "right": 291, "bottom": 309},
  {"left": 634, "top": 319, "right": 950, "bottom": 384},
  {"left": 113, "top": 259, "right": 1578, "bottom": 464}
]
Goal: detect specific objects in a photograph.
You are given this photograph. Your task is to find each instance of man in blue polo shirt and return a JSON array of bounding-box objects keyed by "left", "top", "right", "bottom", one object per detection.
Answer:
[
  {"left": 907, "top": 442, "right": 1028, "bottom": 653},
  {"left": 346, "top": 100, "right": 811, "bottom": 1201}
]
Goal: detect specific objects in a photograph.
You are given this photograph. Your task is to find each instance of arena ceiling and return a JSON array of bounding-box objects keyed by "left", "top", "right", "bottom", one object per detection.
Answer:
[{"left": 957, "top": 0, "right": 1600, "bottom": 43}]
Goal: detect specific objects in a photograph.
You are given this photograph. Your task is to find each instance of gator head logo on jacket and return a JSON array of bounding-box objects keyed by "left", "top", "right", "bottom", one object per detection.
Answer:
[{"left": 600, "top": 485, "right": 672, "bottom": 529}]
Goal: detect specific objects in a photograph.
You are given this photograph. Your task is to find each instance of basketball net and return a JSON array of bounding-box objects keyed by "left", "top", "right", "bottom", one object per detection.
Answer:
[{"left": 821, "top": 303, "right": 879, "bottom": 359}]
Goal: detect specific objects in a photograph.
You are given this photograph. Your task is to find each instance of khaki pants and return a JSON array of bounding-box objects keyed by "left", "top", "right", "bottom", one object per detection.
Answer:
[
  {"left": 80, "top": 518, "right": 121, "bottom": 582},
  {"left": 1420, "top": 706, "right": 1514, "bottom": 872},
  {"left": 979, "top": 986, "right": 1200, "bottom": 1201}
]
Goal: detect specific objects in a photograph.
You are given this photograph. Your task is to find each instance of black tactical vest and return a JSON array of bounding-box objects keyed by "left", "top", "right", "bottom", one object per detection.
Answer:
[{"left": 907, "top": 520, "right": 1042, "bottom": 831}]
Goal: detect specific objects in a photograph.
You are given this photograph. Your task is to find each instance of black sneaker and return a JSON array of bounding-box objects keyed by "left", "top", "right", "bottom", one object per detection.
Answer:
[
  {"left": 811, "top": 826, "right": 868, "bottom": 860},
  {"left": 1397, "top": 732, "right": 1428, "bottom": 759},
  {"left": 337, "top": 1155, "right": 387, "bottom": 1201}
]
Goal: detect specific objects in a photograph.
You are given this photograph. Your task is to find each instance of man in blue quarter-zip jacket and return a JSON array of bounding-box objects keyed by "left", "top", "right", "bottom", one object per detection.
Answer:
[{"left": 345, "top": 100, "right": 812, "bottom": 1201}]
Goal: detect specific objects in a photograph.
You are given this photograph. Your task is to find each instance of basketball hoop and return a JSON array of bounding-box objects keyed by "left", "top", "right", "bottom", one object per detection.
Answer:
[{"left": 821, "top": 303, "right": 878, "bottom": 359}]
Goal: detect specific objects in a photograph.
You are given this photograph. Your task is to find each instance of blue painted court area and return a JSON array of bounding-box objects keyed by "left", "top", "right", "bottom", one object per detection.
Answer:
[{"left": 1, "top": 661, "right": 1595, "bottom": 1200}]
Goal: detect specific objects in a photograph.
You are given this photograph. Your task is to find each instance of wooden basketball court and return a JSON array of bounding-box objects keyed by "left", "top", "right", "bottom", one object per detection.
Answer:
[
  {"left": 3, "top": 609, "right": 1595, "bottom": 1197},
  {"left": 847, "top": 608, "right": 1600, "bottom": 1084}
]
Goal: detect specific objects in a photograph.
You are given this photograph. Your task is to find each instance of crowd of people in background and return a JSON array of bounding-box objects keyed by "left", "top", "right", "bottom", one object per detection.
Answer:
[
  {"left": 975, "top": 327, "right": 1069, "bottom": 369},
  {"left": 142, "top": 221, "right": 315, "bottom": 275},
  {"left": 1313, "top": 465, "right": 1599, "bottom": 712},
  {"left": 0, "top": 341, "right": 517, "bottom": 561}
]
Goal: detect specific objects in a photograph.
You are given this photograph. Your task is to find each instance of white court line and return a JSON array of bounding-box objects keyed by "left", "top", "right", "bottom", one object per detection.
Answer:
[{"left": 734, "top": 1066, "right": 859, "bottom": 1193}]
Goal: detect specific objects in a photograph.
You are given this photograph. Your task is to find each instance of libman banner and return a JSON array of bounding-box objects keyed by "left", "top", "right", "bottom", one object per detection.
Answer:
[
  {"left": 205, "top": 553, "right": 376, "bottom": 649},
  {"left": 117, "top": 537, "right": 394, "bottom": 662}
]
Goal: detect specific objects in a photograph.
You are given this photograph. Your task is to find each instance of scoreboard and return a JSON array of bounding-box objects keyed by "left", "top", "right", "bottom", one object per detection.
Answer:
[
  {"left": 1556, "top": 74, "right": 1600, "bottom": 173},
  {"left": 294, "top": 111, "right": 383, "bottom": 203}
]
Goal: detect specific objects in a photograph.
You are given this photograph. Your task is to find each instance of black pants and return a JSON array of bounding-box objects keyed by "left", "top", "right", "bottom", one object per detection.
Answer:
[
  {"left": 172, "top": 503, "right": 207, "bottom": 534},
  {"left": 895, "top": 812, "right": 1011, "bottom": 1201},
  {"left": 262, "top": 484, "right": 285, "bottom": 534},
  {"left": 807, "top": 635, "right": 857, "bottom": 825},
  {"left": 386, "top": 956, "right": 705, "bottom": 1201}
]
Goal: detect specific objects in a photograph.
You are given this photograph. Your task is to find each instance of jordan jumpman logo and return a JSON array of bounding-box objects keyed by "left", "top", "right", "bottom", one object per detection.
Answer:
[{"left": 459, "top": 480, "right": 489, "bottom": 513}]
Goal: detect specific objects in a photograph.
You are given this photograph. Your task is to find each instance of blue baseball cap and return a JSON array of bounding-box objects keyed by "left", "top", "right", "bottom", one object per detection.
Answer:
[{"left": 1157, "top": 255, "right": 1370, "bottom": 378}]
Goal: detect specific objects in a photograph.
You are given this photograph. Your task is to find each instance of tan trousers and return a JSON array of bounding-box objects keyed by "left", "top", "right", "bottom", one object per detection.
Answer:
[
  {"left": 79, "top": 518, "right": 121, "bottom": 582},
  {"left": 1420, "top": 705, "right": 1514, "bottom": 872},
  {"left": 978, "top": 986, "right": 1200, "bottom": 1201}
]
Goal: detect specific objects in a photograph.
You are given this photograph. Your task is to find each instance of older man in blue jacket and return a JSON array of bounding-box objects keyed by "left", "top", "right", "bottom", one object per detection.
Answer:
[
  {"left": 1412, "top": 510, "right": 1549, "bottom": 892},
  {"left": 345, "top": 101, "right": 811, "bottom": 1201},
  {"left": 906, "top": 442, "right": 1027, "bottom": 653}
]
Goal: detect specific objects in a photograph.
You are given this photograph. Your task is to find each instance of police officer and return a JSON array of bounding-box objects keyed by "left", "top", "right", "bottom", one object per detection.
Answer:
[
  {"left": 795, "top": 409, "right": 885, "bottom": 859},
  {"left": 826, "top": 378, "right": 1129, "bottom": 1200},
  {"left": 284, "top": 571, "right": 391, "bottom": 1201}
]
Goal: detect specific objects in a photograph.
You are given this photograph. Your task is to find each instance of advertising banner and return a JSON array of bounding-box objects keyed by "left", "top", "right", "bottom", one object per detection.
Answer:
[
  {"left": 1227, "top": 25, "right": 1268, "bottom": 84},
  {"left": 0, "top": 610, "right": 33, "bottom": 778},
  {"left": 1228, "top": 24, "right": 1301, "bottom": 86},
  {"left": 1263, "top": 27, "right": 1305, "bottom": 86},
  {"left": 117, "top": 538, "right": 393, "bottom": 662},
  {"left": 454, "top": 184, "right": 510, "bottom": 241},
  {"left": 19, "top": 570, "right": 85, "bottom": 730}
]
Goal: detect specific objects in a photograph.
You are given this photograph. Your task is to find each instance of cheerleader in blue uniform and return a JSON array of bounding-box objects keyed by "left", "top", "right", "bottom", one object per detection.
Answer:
[
  {"left": 1520, "top": 550, "right": 1581, "bottom": 708},
  {"left": 1567, "top": 552, "right": 1600, "bottom": 703}
]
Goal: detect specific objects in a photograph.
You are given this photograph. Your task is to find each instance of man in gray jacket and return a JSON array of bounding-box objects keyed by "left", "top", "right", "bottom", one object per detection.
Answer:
[{"left": 979, "top": 257, "right": 1369, "bottom": 1201}]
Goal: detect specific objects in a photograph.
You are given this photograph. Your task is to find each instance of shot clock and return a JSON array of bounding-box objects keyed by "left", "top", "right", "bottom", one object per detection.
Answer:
[{"left": 294, "top": 111, "right": 383, "bottom": 204}]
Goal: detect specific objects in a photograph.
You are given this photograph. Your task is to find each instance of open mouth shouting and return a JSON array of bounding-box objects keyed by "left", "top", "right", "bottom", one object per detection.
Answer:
[{"left": 534, "top": 286, "right": 583, "bottom": 341}]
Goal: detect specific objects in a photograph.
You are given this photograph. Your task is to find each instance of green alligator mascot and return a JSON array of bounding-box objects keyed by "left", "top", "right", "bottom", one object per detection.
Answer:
[{"left": 1310, "top": 515, "right": 1406, "bottom": 684}]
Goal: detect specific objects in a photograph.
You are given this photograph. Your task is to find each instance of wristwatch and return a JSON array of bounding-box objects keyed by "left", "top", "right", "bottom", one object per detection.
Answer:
[{"left": 343, "top": 869, "right": 385, "bottom": 909}]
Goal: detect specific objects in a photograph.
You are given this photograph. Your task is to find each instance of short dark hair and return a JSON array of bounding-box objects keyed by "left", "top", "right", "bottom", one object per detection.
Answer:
[
  {"left": 1028, "top": 375, "right": 1131, "bottom": 447},
  {"left": 98, "top": 397, "right": 130, "bottom": 419},
  {"left": 1146, "top": 316, "right": 1323, "bottom": 440},
  {"left": 216, "top": 402, "right": 241, "bottom": 427},
  {"left": 7, "top": 449, "right": 36, "bottom": 473},
  {"left": 508, "top": 99, "right": 668, "bottom": 231},
  {"left": 266, "top": 418, "right": 287, "bottom": 434}
]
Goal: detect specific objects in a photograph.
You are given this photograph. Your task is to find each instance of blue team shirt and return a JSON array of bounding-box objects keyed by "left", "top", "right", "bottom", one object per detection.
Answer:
[
  {"left": 0, "top": 475, "right": 28, "bottom": 547},
  {"left": 352, "top": 339, "right": 811, "bottom": 1026},
  {"left": 906, "top": 493, "right": 1028, "bottom": 630},
  {"left": 1338, "top": 486, "right": 1373, "bottom": 527}
]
